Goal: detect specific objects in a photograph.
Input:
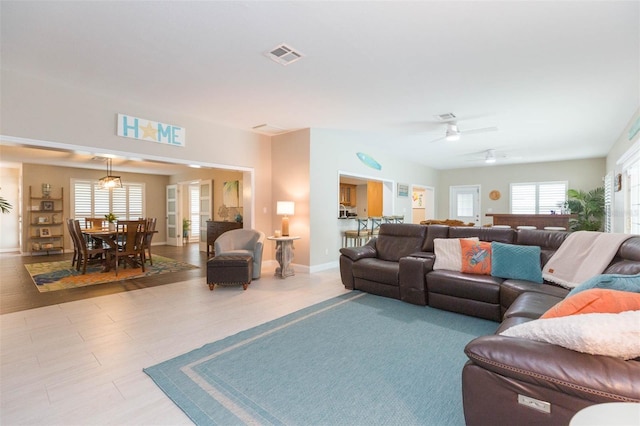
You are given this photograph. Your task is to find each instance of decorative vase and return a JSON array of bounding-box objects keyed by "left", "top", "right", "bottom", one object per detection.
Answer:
[{"left": 108, "top": 223, "right": 115, "bottom": 232}]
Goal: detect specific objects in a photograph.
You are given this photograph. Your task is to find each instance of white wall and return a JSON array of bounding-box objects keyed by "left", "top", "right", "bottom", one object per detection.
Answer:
[
  {"left": 606, "top": 108, "right": 640, "bottom": 232},
  {"left": 438, "top": 158, "right": 606, "bottom": 224},
  {"left": 310, "top": 128, "right": 439, "bottom": 270},
  {"left": 1, "top": 69, "right": 275, "bottom": 244}
]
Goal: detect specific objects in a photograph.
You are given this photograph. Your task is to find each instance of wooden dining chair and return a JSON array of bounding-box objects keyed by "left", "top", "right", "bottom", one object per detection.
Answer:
[
  {"left": 66, "top": 218, "right": 80, "bottom": 268},
  {"left": 71, "top": 219, "right": 108, "bottom": 274},
  {"left": 113, "top": 219, "right": 146, "bottom": 276},
  {"left": 143, "top": 217, "right": 157, "bottom": 265},
  {"left": 85, "top": 217, "right": 105, "bottom": 230}
]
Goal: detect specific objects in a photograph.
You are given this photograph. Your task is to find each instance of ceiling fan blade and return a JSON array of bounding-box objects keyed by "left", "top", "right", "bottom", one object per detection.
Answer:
[
  {"left": 428, "top": 135, "right": 447, "bottom": 144},
  {"left": 460, "top": 126, "right": 498, "bottom": 135}
]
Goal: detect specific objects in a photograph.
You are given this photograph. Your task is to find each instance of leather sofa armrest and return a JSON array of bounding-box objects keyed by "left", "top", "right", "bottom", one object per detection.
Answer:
[
  {"left": 339, "top": 240, "right": 378, "bottom": 261},
  {"left": 465, "top": 335, "right": 640, "bottom": 401},
  {"left": 408, "top": 251, "right": 434, "bottom": 259},
  {"left": 398, "top": 256, "right": 431, "bottom": 305}
]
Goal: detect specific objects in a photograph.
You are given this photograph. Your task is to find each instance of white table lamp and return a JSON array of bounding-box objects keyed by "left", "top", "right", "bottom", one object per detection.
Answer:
[{"left": 277, "top": 201, "right": 295, "bottom": 236}]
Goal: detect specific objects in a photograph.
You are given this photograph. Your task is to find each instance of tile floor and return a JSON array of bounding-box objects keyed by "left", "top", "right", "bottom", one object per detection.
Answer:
[{"left": 0, "top": 265, "right": 348, "bottom": 425}]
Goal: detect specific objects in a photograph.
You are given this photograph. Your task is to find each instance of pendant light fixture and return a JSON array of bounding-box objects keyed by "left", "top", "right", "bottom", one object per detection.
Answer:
[{"left": 98, "top": 158, "right": 122, "bottom": 189}]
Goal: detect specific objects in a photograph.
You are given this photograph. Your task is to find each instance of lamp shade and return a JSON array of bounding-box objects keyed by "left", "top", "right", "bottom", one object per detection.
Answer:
[
  {"left": 276, "top": 201, "right": 295, "bottom": 216},
  {"left": 98, "top": 158, "right": 123, "bottom": 189},
  {"left": 277, "top": 201, "right": 294, "bottom": 237}
]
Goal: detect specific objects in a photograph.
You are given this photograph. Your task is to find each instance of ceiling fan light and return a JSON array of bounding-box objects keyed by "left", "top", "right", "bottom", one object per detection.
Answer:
[
  {"left": 485, "top": 149, "right": 497, "bottom": 164},
  {"left": 445, "top": 124, "right": 460, "bottom": 142}
]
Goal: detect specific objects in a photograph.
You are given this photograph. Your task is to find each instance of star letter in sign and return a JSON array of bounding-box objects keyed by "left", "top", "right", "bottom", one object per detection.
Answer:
[{"left": 140, "top": 122, "right": 158, "bottom": 140}]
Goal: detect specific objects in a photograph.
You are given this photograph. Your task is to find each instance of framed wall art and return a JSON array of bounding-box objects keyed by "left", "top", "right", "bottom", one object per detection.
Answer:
[
  {"left": 397, "top": 183, "right": 409, "bottom": 197},
  {"left": 39, "top": 227, "right": 51, "bottom": 237},
  {"left": 41, "top": 201, "right": 54, "bottom": 211}
]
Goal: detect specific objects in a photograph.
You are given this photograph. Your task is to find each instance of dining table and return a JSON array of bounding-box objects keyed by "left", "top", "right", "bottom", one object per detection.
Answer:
[
  {"left": 81, "top": 228, "right": 158, "bottom": 272},
  {"left": 82, "top": 229, "right": 119, "bottom": 272}
]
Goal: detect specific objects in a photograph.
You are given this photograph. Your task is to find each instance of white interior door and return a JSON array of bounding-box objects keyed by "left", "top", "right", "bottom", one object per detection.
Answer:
[
  {"left": 450, "top": 185, "right": 480, "bottom": 226},
  {"left": 166, "top": 184, "right": 180, "bottom": 246},
  {"left": 199, "top": 179, "right": 213, "bottom": 252}
]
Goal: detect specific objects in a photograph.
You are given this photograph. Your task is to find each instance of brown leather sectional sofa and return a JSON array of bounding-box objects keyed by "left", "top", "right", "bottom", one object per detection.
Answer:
[{"left": 339, "top": 223, "right": 640, "bottom": 425}]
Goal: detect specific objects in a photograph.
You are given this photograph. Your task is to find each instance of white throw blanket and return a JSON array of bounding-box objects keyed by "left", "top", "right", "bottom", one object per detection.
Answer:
[{"left": 542, "top": 231, "right": 632, "bottom": 288}]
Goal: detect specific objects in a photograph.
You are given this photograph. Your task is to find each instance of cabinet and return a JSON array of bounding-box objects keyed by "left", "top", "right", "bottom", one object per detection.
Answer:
[
  {"left": 340, "top": 184, "right": 357, "bottom": 206},
  {"left": 28, "top": 185, "right": 65, "bottom": 255},
  {"left": 206, "top": 220, "right": 242, "bottom": 258}
]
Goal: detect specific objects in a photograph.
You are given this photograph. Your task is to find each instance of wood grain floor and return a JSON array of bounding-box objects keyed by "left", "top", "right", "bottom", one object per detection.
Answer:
[
  {"left": 0, "top": 244, "right": 348, "bottom": 424},
  {"left": 0, "top": 243, "right": 207, "bottom": 315}
]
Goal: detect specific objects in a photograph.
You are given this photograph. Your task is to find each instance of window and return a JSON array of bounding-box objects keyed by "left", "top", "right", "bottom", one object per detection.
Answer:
[
  {"left": 72, "top": 179, "right": 145, "bottom": 221},
  {"left": 603, "top": 172, "right": 613, "bottom": 233},
  {"left": 189, "top": 184, "right": 200, "bottom": 240},
  {"left": 510, "top": 181, "right": 567, "bottom": 214}
]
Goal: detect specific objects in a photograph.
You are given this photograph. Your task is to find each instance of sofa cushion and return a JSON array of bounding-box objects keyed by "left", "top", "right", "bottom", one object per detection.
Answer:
[
  {"left": 500, "top": 310, "right": 640, "bottom": 360},
  {"left": 427, "top": 270, "right": 502, "bottom": 304},
  {"left": 352, "top": 258, "right": 399, "bottom": 286},
  {"left": 375, "top": 223, "right": 427, "bottom": 262},
  {"left": 449, "top": 226, "right": 516, "bottom": 243},
  {"left": 460, "top": 240, "right": 492, "bottom": 275},
  {"left": 421, "top": 224, "right": 450, "bottom": 252},
  {"left": 503, "top": 292, "right": 565, "bottom": 319},
  {"left": 500, "top": 280, "right": 569, "bottom": 310},
  {"left": 433, "top": 237, "right": 478, "bottom": 271},
  {"left": 540, "top": 288, "right": 640, "bottom": 319},
  {"left": 491, "top": 242, "right": 542, "bottom": 283},
  {"left": 567, "top": 273, "right": 640, "bottom": 297}
]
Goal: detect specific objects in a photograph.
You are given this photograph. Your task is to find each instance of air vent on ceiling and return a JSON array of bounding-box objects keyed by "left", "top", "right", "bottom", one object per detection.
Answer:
[
  {"left": 251, "top": 123, "right": 289, "bottom": 135},
  {"left": 435, "top": 113, "right": 457, "bottom": 121},
  {"left": 265, "top": 44, "right": 304, "bottom": 66}
]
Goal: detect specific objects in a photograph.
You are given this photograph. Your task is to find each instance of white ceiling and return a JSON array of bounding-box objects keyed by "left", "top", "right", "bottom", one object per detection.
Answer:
[{"left": 1, "top": 1, "right": 639, "bottom": 171}]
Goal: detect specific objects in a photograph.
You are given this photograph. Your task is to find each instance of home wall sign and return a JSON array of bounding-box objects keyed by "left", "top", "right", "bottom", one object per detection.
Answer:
[{"left": 117, "top": 114, "right": 185, "bottom": 147}]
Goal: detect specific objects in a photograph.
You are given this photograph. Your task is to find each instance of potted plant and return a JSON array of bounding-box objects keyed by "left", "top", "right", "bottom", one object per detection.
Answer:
[
  {"left": 0, "top": 196, "right": 12, "bottom": 214},
  {"left": 182, "top": 218, "right": 191, "bottom": 241},
  {"left": 104, "top": 212, "right": 117, "bottom": 231},
  {"left": 567, "top": 187, "right": 605, "bottom": 231}
]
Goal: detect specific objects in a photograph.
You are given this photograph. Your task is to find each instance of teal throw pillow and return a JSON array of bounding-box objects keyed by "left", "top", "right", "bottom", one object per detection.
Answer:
[
  {"left": 567, "top": 273, "right": 640, "bottom": 297},
  {"left": 491, "top": 242, "right": 542, "bottom": 283}
]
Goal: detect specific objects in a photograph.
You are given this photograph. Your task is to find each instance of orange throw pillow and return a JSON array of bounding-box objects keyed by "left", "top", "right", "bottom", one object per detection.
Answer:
[
  {"left": 460, "top": 240, "right": 492, "bottom": 275},
  {"left": 541, "top": 288, "right": 640, "bottom": 319}
]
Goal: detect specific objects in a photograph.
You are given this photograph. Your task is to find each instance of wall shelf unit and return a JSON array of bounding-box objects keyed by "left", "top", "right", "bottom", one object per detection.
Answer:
[{"left": 28, "top": 185, "right": 65, "bottom": 255}]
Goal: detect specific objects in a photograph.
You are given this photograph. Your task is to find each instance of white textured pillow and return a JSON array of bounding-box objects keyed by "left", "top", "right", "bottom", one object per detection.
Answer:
[
  {"left": 433, "top": 237, "right": 479, "bottom": 271},
  {"left": 500, "top": 310, "right": 640, "bottom": 360}
]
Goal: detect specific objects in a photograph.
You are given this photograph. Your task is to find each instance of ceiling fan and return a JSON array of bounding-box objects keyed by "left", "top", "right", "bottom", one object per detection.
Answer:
[
  {"left": 427, "top": 113, "right": 498, "bottom": 143},
  {"left": 464, "top": 149, "right": 522, "bottom": 164}
]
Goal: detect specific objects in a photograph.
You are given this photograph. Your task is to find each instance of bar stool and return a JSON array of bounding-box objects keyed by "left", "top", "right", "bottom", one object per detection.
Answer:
[
  {"left": 393, "top": 215, "right": 404, "bottom": 223},
  {"left": 544, "top": 226, "right": 566, "bottom": 231},
  {"left": 382, "top": 216, "right": 395, "bottom": 223},
  {"left": 370, "top": 217, "right": 382, "bottom": 236},
  {"left": 343, "top": 218, "right": 371, "bottom": 247}
]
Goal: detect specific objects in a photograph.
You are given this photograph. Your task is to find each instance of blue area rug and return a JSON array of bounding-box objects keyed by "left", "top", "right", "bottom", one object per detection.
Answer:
[{"left": 144, "top": 292, "right": 497, "bottom": 425}]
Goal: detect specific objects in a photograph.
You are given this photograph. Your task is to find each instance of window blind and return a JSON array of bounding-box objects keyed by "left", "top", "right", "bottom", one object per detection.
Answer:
[
  {"left": 72, "top": 179, "right": 145, "bottom": 221},
  {"left": 510, "top": 181, "right": 567, "bottom": 214}
]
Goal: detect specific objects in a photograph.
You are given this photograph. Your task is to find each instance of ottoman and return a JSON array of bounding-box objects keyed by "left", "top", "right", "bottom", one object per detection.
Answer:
[{"left": 206, "top": 255, "right": 253, "bottom": 291}]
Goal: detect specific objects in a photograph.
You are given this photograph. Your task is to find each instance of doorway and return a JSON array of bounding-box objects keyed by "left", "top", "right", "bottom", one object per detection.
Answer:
[
  {"left": 411, "top": 185, "right": 434, "bottom": 224},
  {"left": 450, "top": 185, "right": 480, "bottom": 226}
]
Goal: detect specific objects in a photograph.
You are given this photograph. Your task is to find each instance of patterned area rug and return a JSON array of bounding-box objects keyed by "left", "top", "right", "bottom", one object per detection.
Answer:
[
  {"left": 144, "top": 292, "right": 497, "bottom": 425},
  {"left": 25, "top": 255, "right": 199, "bottom": 292}
]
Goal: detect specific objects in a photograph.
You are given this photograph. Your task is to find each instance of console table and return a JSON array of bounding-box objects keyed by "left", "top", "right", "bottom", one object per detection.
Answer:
[
  {"left": 486, "top": 213, "right": 575, "bottom": 230},
  {"left": 267, "top": 236, "right": 300, "bottom": 278},
  {"left": 206, "top": 221, "right": 242, "bottom": 257}
]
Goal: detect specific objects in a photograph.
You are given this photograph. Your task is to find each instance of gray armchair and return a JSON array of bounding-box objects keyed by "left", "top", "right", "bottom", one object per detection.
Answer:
[{"left": 214, "top": 229, "right": 265, "bottom": 279}]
